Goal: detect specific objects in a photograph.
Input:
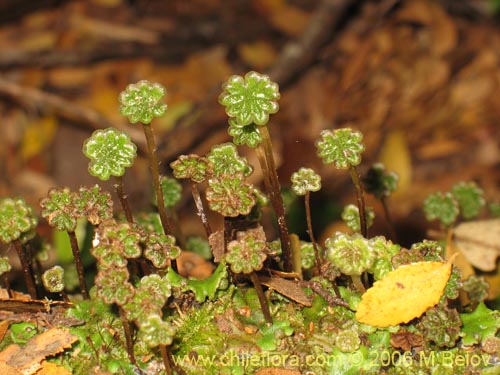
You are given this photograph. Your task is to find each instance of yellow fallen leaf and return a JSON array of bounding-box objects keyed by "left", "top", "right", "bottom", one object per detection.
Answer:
[
  {"left": 355, "top": 260, "right": 452, "bottom": 327},
  {"left": 21, "top": 116, "right": 58, "bottom": 160}
]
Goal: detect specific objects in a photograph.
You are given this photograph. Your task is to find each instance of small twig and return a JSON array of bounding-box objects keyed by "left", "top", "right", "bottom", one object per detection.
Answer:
[{"left": 299, "top": 280, "right": 351, "bottom": 310}]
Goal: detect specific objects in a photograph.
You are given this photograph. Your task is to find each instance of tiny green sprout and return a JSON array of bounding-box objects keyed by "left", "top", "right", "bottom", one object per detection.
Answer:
[
  {"left": 82, "top": 128, "right": 137, "bottom": 181},
  {"left": 316, "top": 128, "right": 368, "bottom": 237},
  {"left": 170, "top": 154, "right": 212, "bottom": 183},
  {"left": 144, "top": 233, "right": 181, "bottom": 269},
  {"left": 76, "top": 185, "right": 113, "bottom": 225},
  {"left": 423, "top": 192, "right": 459, "bottom": 228},
  {"left": 315, "top": 128, "right": 365, "bottom": 169},
  {"left": 206, "top": 143, "right": 253, "bottom": 177},
  {"left": 118, "top": 80, "right": 167, "bottom": 125},
  {"left": 206, "top": 174, "right": 256, "bottom": 217},
  {"left": 341, "top": 204, "right": 375, "bottom": 233},
  {"left": 451, "top": 181, "right": 485, "bottom": 219},
  {"left": 218, "top": 71, "right": 280, "bottom": 127},
  {"left": 42, "top": 265, "right": 65, "bottom": 293},
  {"left": 0, "top": 197, "right": 38, "bottom": 299}
]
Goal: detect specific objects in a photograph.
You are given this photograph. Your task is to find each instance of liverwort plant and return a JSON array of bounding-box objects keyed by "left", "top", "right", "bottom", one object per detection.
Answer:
[
  {"left": 290, "top": 167, "right": 322, "bottom": 274},
  {"left": 341, "top": 204, "right": 375, "bottom": 233},
  {"left": 225, "top": 225, "right": 272, "bottom": 324},
  {"left": 83, "top": 127, "right": 137, "bottom": 223},
  {"left": 42, "top": 265, "right": 68, "bottom": 301},
  {"left": 363, "top": 163, "right": 399, "bottom": 240},
  {"left": 451, "top": 181, "right": 485, "bottom": 220},
  {"left": 423, "top": 192, "right": 459, "bottom": 229},
  {"left": 119, "top": 80, "right": 173, "bottom": 236},
  {"left": 40, "top": 187, "right": 89, "bottom": 299},
  {"left": 219, "top": 71, "right": 292, "bottom": 272},
  {"left": 316, "top": 128, "right": 368, "bottom": 237},
  {"left": 0, "top": 197, "right": 38, "bottom": 299},
  {"left": 170, "top": 154, "right": 213, "bottom": 238}
]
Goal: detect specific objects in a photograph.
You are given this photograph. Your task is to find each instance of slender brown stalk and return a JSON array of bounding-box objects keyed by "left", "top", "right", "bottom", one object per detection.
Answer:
[
  {"left": 351, "top": 274, "right": 366, "bottom": 293},
  {"left": 250, "top": 271, "right": 273, "bottom": 324},
  {"left": 160, "top": 345, "right": 174, "bottom": 375},
  {"left": 142, "top": 123, "right": 173, "bottom": 236},
  {"left": 2, "top": 274, "right": 13, "bottom": 298},
  {"left": 190, "top": 181, "right": 212, "bottom": 238},
  {"left": 12, "top": 240, "right": 37, "bottom": 299},
  {"left": 349, "top": 166, "right": 368, "bottom": 238},
  {"left": 256, "top": 127, "right": 292, "bottom": 272},
  {"left": 67, "top": 231, "right": 89, "bottom": 299},
  {"left": 118, "top": 306, "right": 137, "bottom": 366},
  {"left": 381, "top": 196, "right": 397, "bottom": 242},
  {"left": 114, "top": 175, "right": 134, "bottom": 223},
  {"left": 304, "top": 191, "right": 322, "bottom": 274}
]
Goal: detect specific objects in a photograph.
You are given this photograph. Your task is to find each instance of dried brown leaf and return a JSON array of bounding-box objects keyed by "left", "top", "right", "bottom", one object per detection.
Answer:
[
  {"left": 0, "top": 362, "right": 22, "bottom": 375},
  {"left": 260, "top": 276, "right": 312, "bottom": 307},
  {"left": 0, "top": 328, "right": 77, "bottom": 374}
]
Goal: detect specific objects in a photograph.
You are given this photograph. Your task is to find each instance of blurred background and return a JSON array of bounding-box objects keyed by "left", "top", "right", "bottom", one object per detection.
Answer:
[{"left": 1, "top": 0, "right": 500, "bottom": 270}]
